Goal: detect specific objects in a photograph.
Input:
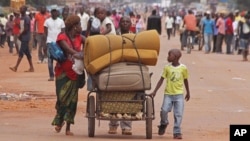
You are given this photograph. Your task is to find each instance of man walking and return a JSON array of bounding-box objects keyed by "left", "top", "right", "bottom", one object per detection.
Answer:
[
  {"left": 215, "top": 13, "right": 225, "bottom": 53},
  {"left": 77, "top": 6, "right": 89, "bottom": 36},
  {"left": 147, "top": 9, "right": 162, "bottom": 35},
  {"left": 34, "top": 6, "right": 50, "bottom": 63},
  {"left": 9, "top": 6, "right": 34, "bottom": 72},
  {"left": 44, "top": 7, "right": 65, "bottom": 81}
]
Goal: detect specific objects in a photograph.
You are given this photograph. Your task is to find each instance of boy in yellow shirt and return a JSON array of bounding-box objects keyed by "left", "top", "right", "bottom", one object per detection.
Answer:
[{"left": 150, "top": 49, "right": 190, "bottom": 139}]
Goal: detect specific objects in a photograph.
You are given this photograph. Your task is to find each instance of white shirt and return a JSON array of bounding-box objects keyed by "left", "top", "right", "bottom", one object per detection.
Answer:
[
  {"left": 0, "top": 17, "right": 8, "bottom": 29},
  {"left": 78, "top": 12, "right": 89, "bottom": 31},
  {"left": 44, "top": 17, "right": 65, "bottom": 43},
  {"left": 233, "top": 21, "right": 239, "bottom": 35},
  {"left": 100, "top": 17, "right": 116, "bottom": 35},
  {"left": 136, "top": 18, "right": 145, "bottom": 29},
  {"left": 175, "top": 16, "right": 182, "bottom": 25},
  {"left": 165, "top": 16, "right": 174, "bottom": 29}
]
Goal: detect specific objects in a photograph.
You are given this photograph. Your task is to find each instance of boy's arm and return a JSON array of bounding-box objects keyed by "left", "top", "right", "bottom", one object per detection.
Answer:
[
  {"left": 216, "top": 19, "right": 220, "bottom": 28},
  {"left": 102, "top": 23, "right": 112, "bottom": 35},
  {"left": 44, "top": 26, "right": 48, "bottom": 42},
  {"left": 237, "top": 21, "right": 241, "bottom": 36},
  {"left": 34, "top": 14, "right": 37, "bottom": 33},
  {"left": 150, "top": 77, "right": 164, "bottom": 97},
  {"left": 212, "top": 21, "right": 214, "bottom": 35},
  {"left": 201, "top": 21, "right": 204, "bottom": 34},
  {"left": 184, "top": 79, "right": 190, "bottom": 101},
  {"left": 85, "top": 19, "right": 91, "bottom": 37}
]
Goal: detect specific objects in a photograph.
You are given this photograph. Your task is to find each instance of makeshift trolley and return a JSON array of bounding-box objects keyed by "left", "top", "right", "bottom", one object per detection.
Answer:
[
  {"left": 83, "top": 30, "right": 160, "bottom": 139},
  {"left": 85, "top": 62, "right": 155, "bottom": 139}
]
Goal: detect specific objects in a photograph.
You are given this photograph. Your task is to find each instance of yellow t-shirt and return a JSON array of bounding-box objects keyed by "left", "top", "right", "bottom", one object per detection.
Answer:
[
  {"left": 235, "top": 16, "right": 241, "bottom": 22},
  {"left": 235, "top": 16, "right": 246, "bottom": 23},
  {"left": 161, "top": 64, "right": 188, "bottom": 95}
]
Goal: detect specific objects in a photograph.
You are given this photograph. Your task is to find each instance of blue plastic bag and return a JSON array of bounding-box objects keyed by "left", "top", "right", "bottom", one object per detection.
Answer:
[{"left": 48, "top": 42, "right": 66, "bottom": 63}]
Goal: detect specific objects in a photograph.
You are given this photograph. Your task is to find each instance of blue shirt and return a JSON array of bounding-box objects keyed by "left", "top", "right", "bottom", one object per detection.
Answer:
[
  {"left": 203, "top": 19, "right": 214, "bottom": 34},
  {"left": 213, "top": 19, "right": 218, "bottom": 35}
]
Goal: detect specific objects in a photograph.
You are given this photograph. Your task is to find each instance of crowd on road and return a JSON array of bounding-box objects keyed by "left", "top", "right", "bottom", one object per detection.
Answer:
[
  {"left": 162, "top": 8, "right": 250, "bottom": 61},
  {"left": 0, "top": 2, "right": 250, "bottom": 139},
  {"left": 0, "top": 3, "right": 150, "bottom": 137},
  {"left": 1, "top": 4, "right": 250, "bottom": 74}
]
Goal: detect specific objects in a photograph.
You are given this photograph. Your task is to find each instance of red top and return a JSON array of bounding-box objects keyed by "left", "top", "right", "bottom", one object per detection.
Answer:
[
  {"left": 13, "top": 18, "right": 20, "bottom": 35},
  {"left": 35, "top": 12, "right": 50, "bottom": 33},
  {"left": 184, "top": 14, "right": 197, "bottom": 31},
  {"left": 130, "top": 17, "right": 137, "bottom": 33},
  {"left": 55, "top": 33, "right": 82, "bottom": 80},
  {"left": 225, "top": 18, "right": 233, "bottom": 35}
]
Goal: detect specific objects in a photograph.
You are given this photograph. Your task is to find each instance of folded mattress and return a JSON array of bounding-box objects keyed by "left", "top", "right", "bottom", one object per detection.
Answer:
[
  {"left": 92, "top": 62, "right": 151, "bottom": 91},
  {"left": 86, "top": 49, "right": 158, "bottom": 74},
  {"left": 84, "top": 30, "right": 160, "bottom": 74}
]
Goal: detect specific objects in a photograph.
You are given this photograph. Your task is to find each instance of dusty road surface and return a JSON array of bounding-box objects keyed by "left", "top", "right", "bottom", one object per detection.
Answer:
[{"left": 1, "top": 34, "right": 250, "bottom": 141}]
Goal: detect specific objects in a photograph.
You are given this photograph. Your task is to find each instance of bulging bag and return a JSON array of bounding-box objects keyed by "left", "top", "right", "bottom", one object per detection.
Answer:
[
  {"left": 243, "top": 22, "right": 250, "bottom": 34},
  {"left": 72, "top": 58, "right": 84, "bottom": 75},
  {"left": 48, "top": 42, "right": 66, "bottom": 63},
  {"left": 90, "top": 17, "right": 100, "bottom": 34}
]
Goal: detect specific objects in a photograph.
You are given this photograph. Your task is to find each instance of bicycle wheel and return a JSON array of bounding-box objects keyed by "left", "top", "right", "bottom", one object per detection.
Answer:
[{"left": 187, "top": 36, "right": 192, "bottom": 54}]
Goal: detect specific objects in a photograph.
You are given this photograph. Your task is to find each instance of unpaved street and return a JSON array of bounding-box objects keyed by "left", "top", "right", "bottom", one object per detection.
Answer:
[{"left": 1, "top": 34, "right": 250, "bottom": 141}]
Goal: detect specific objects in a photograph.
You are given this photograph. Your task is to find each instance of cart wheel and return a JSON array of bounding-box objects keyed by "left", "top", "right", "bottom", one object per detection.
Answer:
[
  {"left": 146, "top": 98, "right": 153, "bottom": 139},
  {"left": 88, "top": 95, "right": 95, "bottom": 137}
]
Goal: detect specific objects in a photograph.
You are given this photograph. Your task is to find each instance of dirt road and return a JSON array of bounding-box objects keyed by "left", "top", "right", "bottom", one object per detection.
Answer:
[{"left": 1, "top": 35, "right": 250, "bottom": 141}]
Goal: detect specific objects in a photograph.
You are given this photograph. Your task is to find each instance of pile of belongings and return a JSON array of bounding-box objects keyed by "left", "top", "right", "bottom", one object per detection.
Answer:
[{"left": 83, "top": 30, "right": 160, "bottom": 91}]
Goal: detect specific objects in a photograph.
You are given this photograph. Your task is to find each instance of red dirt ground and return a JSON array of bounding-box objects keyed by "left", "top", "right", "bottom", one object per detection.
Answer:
[{"left": 1, "top": 34, "right": 250, "bottom": 141}]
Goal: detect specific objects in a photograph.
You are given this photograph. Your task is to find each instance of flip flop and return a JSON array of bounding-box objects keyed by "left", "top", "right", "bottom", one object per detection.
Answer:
[
  {"left": 55, "top": 122, "right": 65, "bottom": 133},
  {"left": 24, "top": 69, "right": 34, "bottom": 72},
  {"left": 9, "top": 67, "right": 17, "bottom": 72}
]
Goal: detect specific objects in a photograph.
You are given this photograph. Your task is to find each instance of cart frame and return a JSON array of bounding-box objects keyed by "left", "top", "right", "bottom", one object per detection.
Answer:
[{"left": 86, "top": 89, "right": 155, "bottom": 139}]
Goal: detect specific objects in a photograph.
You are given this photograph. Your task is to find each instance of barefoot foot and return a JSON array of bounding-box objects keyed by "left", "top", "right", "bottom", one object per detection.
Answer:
[
  {"left": 54, "top": 122, "right": 65, "bottom": 133},
  {"left": 9, "top": 67, "right": 17, "bottom": 72},
  {"left": 24, "top": 68, "right": 34, "bottom": 72},
  {"left": 66, "top": 131, "right": 74, "bottom": 136}
]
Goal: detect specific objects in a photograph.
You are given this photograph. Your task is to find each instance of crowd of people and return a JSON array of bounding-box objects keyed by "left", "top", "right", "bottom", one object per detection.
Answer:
[
  {"left": 162, "top": 9, "right": 250, "bottom": 61},
  {"left": 0, "top": 4, "right": 151, "bottom": 136},
  {"left": 1, "top": 2, "right": 249, "bottom": 139}
]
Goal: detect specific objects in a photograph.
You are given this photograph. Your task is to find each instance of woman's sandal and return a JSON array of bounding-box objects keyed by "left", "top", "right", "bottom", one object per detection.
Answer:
[
  {"left": 55, "top": 122, "right": 65, "bottom": 133},
  {"left": 66, "top": 130, "right": 74, "bottom": 136}
]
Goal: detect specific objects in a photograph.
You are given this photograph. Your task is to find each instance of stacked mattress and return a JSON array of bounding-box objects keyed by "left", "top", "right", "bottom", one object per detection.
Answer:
[
  {"left": 84, "top": 30, "right": 160, "bottom": 75},
  {"left": 83, "top": 30, "right": 160, "bottom": 91}
]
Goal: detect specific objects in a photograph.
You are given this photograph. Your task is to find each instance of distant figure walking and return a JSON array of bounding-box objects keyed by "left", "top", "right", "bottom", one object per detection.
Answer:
[
  {"left": 9, "top": 6, "right": 34, "bottom": 72},
  {"left": 147, "top": 9, "right": 162, "bottom": 35}
]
